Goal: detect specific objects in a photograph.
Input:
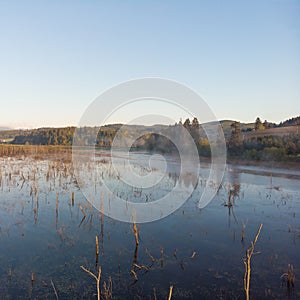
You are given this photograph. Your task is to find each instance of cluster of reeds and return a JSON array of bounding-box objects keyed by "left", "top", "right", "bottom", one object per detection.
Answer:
[
  {"left": 0, "top": 144, "right": 72, "bottom": 162},
  {"left": 281, "top": 264, "right": 295, "bottom": 288},
  {"left": 80, "top": 221, "right": 175, "bottom": 299}
]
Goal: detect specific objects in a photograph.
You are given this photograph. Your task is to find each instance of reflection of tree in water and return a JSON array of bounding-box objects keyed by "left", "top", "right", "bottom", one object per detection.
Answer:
[
  {"left": 167, "top": 170, "right": 197, "bottom": 188},
  {"left": 168, "top": 171, "right": 178, "bottom": 185},
  {"left": 229, "top": 182, "right": 241, "bottom": 201},
  {"left": 225, "top": 168, "right": 241, "bottom": 226},
  {"left": 180, "top": 172, "right": 198, "bottom": 188},
  {"left": 228, "top": 169, "right": 241, "bottom": 202}
]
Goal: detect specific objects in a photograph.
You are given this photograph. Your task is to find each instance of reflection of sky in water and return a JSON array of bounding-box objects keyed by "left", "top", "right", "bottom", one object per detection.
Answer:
[{"left": 0, "top": 154, "right": 300, "bottom": 299}]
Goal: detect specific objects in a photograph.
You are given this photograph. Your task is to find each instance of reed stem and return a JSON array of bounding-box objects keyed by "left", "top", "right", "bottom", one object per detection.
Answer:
[{"left": 243, "top": 223, "right": 263, "bottom": 300}]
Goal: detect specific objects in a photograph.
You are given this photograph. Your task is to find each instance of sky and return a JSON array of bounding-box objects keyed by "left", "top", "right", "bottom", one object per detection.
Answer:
[{"left": 0, "top": 0, "right": 299, "bottom": 128}]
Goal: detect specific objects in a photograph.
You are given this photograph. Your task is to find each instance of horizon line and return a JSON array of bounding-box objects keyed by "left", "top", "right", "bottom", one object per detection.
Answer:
[{"left": 1, "top": 115, "right": 299, "bottom": 131}]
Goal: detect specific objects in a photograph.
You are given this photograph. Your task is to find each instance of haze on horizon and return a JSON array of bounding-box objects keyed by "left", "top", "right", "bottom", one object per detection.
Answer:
[{"left": 0, "top": 1, "right": 299, "bottom": 129}]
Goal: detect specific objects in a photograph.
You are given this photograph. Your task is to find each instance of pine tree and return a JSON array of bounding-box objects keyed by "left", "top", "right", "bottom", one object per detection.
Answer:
[
  {"left": 183, "top": 118, "right": 191, "bottom": 129},
  {"left": 191, "top": 117, "right": 200, "bottom": 143}
]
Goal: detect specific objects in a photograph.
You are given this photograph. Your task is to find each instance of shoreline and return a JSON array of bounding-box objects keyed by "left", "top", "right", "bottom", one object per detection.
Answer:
[
  {"left": 227, "top": 158, "right": 300, "bottom": 171},
  {"left": 1, "top": 144, "right": 300, "bottom": 171}
]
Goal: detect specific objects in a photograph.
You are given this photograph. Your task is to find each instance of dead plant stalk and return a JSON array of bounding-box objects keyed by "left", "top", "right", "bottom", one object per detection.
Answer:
[
  {"left": 133, "top": 222, "right": 139, "bottom": 246},
  {"left": 51, "top": 279, "right": 59, "bottom": 300},
  {"left": 80, "top": 266, "right": 101, "bottom": 300},
  {"left": 168, "top": 285, "right": 174, "bottom": 300},
  {"left": 243, "top": 223, "right": 263, "bottom": 300}
]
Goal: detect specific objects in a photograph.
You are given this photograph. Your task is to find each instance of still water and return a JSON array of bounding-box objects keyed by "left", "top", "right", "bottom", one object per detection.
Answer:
[{"left": 0, "top": 151, "right": 299, "bottom": 299}]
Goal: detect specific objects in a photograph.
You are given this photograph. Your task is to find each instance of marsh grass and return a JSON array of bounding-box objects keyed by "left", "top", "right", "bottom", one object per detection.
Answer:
[{"left": 0, "top": 144, "right": 72, "bottom": 162}]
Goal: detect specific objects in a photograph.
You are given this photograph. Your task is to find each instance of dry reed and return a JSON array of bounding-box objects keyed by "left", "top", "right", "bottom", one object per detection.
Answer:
[
  {"left": 80, "top": 266, "right": 101, "bottom": 300},
  {"left": 243, "top": 223, "right": 263, "bottom": 300}
]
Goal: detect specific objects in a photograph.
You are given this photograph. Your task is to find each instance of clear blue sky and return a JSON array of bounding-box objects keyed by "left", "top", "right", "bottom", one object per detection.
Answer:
[{"left": 0, "top": 1, "right": 299, "bottom": 128}]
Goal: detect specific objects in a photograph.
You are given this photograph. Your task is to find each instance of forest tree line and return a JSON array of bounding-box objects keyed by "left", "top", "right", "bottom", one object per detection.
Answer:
[{"left": 0, "top": 116, "right": 299, "bottom": 162}]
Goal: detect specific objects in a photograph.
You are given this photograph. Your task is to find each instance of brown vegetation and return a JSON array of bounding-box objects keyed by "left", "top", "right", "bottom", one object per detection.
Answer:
[{"left": 0, "top": 144, "right": 72, "bottom": 161}]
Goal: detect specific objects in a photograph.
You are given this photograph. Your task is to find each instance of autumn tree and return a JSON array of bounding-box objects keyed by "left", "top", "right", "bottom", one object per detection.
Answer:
[{"left": 255, "top": 117, "right": 265, "bottom": 131}]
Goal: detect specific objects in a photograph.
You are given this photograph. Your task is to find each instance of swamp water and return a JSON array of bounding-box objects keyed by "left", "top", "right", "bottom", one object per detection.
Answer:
[{"left": 0, "top": 151, "right": 299, "bottom": 299}]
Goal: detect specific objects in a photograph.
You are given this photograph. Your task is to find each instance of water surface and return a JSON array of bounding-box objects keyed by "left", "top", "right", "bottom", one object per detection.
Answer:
[{"left": 0, "top": 152, "right": 299, "bottom": 299}]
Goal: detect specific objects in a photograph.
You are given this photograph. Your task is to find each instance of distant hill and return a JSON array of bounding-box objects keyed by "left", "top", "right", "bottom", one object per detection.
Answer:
[
  {"left": 278, "top": 116, "right": 300, "bottom": 127},
  {"left": 243, "top": 125, "right": 300, "bottom": 140},
  {"left": 219, "top": 120, "right": 255, "bottom": 138},
  {"left": 219, "top": 117, "right": 300, "bottom": 139},
  {"left": 0, "top": 115, "right": 298, "bottom": 146}
]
